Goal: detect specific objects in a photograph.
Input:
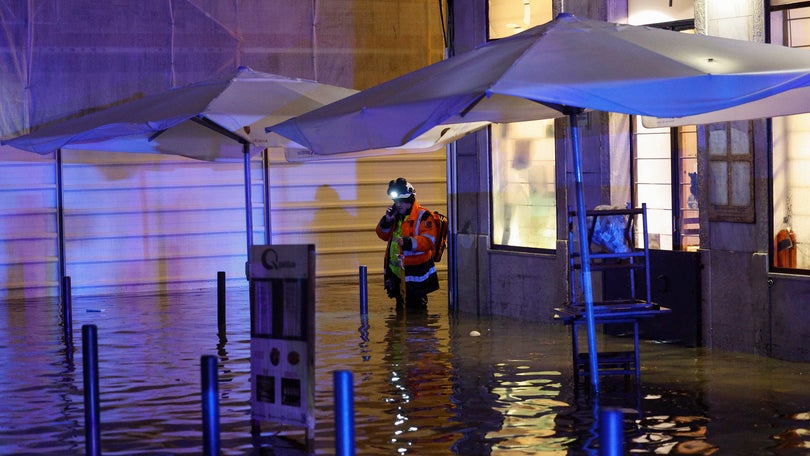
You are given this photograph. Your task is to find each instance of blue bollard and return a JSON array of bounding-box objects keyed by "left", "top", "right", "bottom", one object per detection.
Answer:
[
  {"left": 201, "top": 355, "right": 220, "bottom": 456},
  {"left": 359, "top": 314, "right": 371, "bottom": 362},
  {"left": 82, "top": 324, "right": 101, "bottom": 456},
  {"left": 359, "top": 266, "right": 368, "bottom": 315},
  {"left": 599, "top": 407, "right": 624, "bottom": 456},
  {"left": 334, "top": 370, "right": 355, "bottom": 456}
]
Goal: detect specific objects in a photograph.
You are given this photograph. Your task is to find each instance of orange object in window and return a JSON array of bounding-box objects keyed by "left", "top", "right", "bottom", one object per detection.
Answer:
[{"left": 774, "top": 228, "right": 797, "bottom": 268}]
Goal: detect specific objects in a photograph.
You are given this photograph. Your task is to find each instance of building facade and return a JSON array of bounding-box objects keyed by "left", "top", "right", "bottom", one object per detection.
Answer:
[
  {"left": 2, "top": 0, "right": 810, "bottom": 364},
  {"left": 448, "top": 0, "right": 810, "bottom": 363}
]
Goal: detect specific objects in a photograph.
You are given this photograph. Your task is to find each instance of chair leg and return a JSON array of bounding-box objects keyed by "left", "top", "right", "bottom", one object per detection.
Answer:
[
  {"left": 571, "top": 323, "right": 580, "bottom": 387},
  {"left": 633, "top": 320, "right": 641, "bottom": 386}
]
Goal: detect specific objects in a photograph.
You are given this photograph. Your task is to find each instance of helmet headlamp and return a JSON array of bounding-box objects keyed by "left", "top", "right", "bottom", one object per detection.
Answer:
[{"left": 387, "top": 177, "right": 414, "bottom": 201}]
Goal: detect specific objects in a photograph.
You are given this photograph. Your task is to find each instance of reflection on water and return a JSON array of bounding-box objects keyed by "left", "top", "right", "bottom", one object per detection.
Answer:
[{"left": 0, "top": 281, "right": 809, "bottom": 455}]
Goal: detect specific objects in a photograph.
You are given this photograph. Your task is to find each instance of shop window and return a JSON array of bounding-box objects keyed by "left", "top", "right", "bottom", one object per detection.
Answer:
[
  {"left": 769, "top": 5, "right": 810, "bottom": 270},
  {"left": 488, "top": 0, "right": 552, "bottom": 39},
  {"left": 633, "top": 119, "right": 699, "bottom": 251},
  {"left": 488, "top": 1, "right": 555, "bottom": 250},
  {"left": 677, "top": 126, "right": 699, "bottom": 249},
  {"left": 491, "top": 120, "right": 556, "bottom": 249}
]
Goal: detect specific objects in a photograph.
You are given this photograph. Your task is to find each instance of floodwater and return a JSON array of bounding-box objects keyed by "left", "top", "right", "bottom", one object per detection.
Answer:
[{"left": 1, "top": 279, "right": 809, "bottom": 455}]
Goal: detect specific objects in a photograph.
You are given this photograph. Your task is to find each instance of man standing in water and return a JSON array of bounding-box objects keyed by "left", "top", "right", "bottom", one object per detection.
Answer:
[{"left": 376, "top": 177, "right": 440, "bottom": 310}]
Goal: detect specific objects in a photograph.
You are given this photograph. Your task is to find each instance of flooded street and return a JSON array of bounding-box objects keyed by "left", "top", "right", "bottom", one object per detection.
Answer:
[{"left": 1, "top": 279, "right": 809, "bottom": 454}]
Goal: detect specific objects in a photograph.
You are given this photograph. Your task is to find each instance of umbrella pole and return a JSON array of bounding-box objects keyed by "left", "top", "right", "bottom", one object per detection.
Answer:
[
  {"left": 56, "top": 148, "right": 67, "bottom": 293},
  {"left": 262, "top": 149, "right": 272, "bottom": 243},
  {"left": 568, "top": 113, "right": 600, "bottom": 394},
  {"left": 243, "top": 143, "right": 254, "bottom": 278}
]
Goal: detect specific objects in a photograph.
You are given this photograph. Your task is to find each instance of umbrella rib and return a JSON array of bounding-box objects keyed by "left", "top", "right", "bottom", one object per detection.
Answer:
[
  {"left": 148, "top": 129, "right": 168, "bottom": 142},
  {"left": 190, "top": 115, "right": 248, "bottom": 144},
  {"left": 531, "top": 100, "right": 584, "bottom": 116},
  {"left": 460, "top": 93, "right": 487, "bottom": 117}
]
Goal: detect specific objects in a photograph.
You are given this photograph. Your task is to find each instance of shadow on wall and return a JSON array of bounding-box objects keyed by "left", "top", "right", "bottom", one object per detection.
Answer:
[
  {"left": 312, "top": 184, "right": 362, "bottom": 275},
  {"left": 1, "top": 194, "right": 49, "bottom": 300}
]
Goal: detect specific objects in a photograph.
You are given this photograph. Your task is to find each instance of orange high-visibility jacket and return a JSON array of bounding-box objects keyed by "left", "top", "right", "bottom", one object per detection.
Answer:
[
  {"left": 376, "top": 201, "right": 439, "bottom": 266},
  {"left": 376, "top": 201, "right": 440, "bottom": 296}
]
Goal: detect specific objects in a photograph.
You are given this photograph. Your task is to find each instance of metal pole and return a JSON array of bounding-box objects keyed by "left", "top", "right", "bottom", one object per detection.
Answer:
[
  {"left": 358, "top": 266, "right": 370, "bottom": 361},
  {"left": 57, "top": 149, "right": 73, "bottom": 360},
  {"left": 243, "top": 143, "right": 254, "bottom": 279},
  {"left": 569, "top": 113, "right": 600, "bottom": 394},
  {"left": 56, "top": 149, "right": 67, "bottom": 303},
  {"left": 599, "top": 408, "right": 624, "bottom": 456},
  {"left": 62, "top": 276, "right": 73, "bottom": 349},
  {"left": 359, "top": 265, "right": 368, "bottom": 315},
  {"left": 262, "top": 148, "right": 272, "bottom": 243},
  {"left": 82, "top": 325, "right": 101, "bottom": 456},
  {"left": 201, "top": 355, "right": 220, "bottom": 456},
  {"left": 446, "top": 142, "right": 457, "bottom": 312},
  {"left": 358, "top": 314, "right": 370, "bottom": 362},
  {"left": 334, "top": 370, "right": 355, "bottom": 456},
  {"left": 217, "top": 271, "right": 226, "bottom": 331}
]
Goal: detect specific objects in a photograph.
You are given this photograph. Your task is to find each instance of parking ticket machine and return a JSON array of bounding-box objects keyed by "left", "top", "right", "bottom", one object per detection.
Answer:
[{"left": 249, "top": 244, "right": 315, "bottom": 441}]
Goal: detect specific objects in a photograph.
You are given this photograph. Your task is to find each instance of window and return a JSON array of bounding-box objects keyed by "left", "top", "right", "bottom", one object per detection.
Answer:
[
  {"left": 706, "top": 121, "right": 754, "bottom": 223},
  {"left": 634, "top": 118, "right": 674, "bottom": 249},
  {"left": 633, "top": 119, "right": 699, "bottom": 251},
  {"left": 677, "top": 126, "right": 700, "bottom": 249},
  {"left": 491, "top": 120, "right": 556, "bottom": 249},
  {"left": 488, "top": 0, "right": 552, "bottom": 39},
  {"left": 488, "top": 1, "right": 556, "bottom": 250},
  {"left": 770, "top": 6, "right": 810, "bottom": 270}
]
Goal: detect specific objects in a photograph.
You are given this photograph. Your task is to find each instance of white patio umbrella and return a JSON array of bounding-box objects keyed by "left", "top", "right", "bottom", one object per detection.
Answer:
[
  {"left": 3, "top": 66, "right": 356, "bottom": 161},
  {"left": 643, "top": 85, "right": 810, "bottom": 127},
  {"left": 2, "top": 67, "right": 357, "bottom": 278},
  {"left": 267, "top": 13, "right": 810, "bottom": 392}
]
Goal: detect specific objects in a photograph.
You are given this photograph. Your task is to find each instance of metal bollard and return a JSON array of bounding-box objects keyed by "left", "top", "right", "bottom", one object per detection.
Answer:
[
  {"left": 359, "top": 265, "right": 368, "bottom": 315},
  {"left": 82, "top": 325, "right": 101, "bottom": 456},
  {"left": 358, "top": 314, "right": 370, "bottom": 362},
  {"left": 217, "top": 271, "right": 226, "bottom": 331},
  {"left": 201, "top": 355, "right": 220, "bottom": 456},
  {"left": 62, "top": 276, "right": 73, "bottom": 347},
  {"left": 599, "top": 407, "right": 624, "bottom": 456},
  {"left": 334, "top": 370, "right": 355, "bottom": 456}
]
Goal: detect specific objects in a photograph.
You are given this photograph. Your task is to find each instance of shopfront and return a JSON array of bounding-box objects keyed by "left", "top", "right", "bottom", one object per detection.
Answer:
[{"left": 448, "top": 0, "right": 810, "bottom": 362}]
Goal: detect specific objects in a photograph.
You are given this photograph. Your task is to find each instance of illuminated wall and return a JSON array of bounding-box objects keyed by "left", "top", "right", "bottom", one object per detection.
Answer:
[{"left": 0, "top": 0, "right": 446, "bottom": 299}]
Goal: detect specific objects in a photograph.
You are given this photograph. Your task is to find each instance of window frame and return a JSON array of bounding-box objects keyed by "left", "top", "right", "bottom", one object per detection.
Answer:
[{"left": 706, "top": 121, "right": 756, "bottom": 223}]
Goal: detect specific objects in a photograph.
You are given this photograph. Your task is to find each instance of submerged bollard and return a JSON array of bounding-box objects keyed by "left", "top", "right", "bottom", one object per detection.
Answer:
[
  {"left": 599, "top": 407, "right": 624, "bottom": 456},
  {"left": 358, "top": 266, "right": 370, "bottom": 361},
  {"left": 358, "top": 314, "right": 370, "bottom": 362},
  {"left": 201, "top": 355, "right": 220, "bottom": 456},
  {"left": 334, "top": 370, "right": 355, "bottom": 456},
  {"left": 217, "top": 271, "right": 226, "bottom": 331},
  {"left": 82, "top": 325, "right": 101, "bottom": 456},
  {"left": 62, "top": 276, "right": 73, "bottom": 348},
  {"left": 359, "top": 265, "right": 368, "bottom": 315}
]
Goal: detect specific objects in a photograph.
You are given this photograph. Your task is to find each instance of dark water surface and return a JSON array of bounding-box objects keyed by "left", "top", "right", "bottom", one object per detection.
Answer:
[{"left": 1, "top": 280, "right": 809, "bottom": 455}]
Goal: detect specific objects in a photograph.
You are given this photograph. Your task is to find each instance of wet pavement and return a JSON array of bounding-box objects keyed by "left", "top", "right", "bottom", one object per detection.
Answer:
[{"left": 0, "top": 278, "right": 809, "bottom": 454}]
